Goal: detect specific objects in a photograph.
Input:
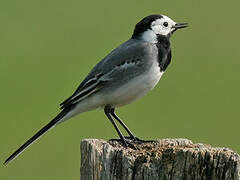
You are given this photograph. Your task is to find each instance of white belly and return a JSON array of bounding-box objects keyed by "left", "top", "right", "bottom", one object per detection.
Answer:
[{"left": 107, "top": 64, "right": 163, "bottom": 107}]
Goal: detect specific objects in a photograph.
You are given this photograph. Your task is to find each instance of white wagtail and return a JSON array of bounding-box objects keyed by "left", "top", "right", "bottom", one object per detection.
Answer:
[{"left": 4, "top": 14, "right": 188, "bottom": 165}]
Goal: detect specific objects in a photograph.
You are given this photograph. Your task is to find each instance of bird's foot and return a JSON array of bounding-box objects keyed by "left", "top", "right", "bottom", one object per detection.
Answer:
[
  {"left": 124, "top": 136, "right": 156, "bottom": 144},
  {"left": 109, "top": 136, "right": 156, "bottom": 149},
  {"left": 109, "top": 137, "right": 136, "bottom": 149}
]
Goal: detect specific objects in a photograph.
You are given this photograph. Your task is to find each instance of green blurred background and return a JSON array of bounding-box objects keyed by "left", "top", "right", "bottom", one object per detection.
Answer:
[{"left": 1, "top": 0, "right": 239, "bottom": 179}]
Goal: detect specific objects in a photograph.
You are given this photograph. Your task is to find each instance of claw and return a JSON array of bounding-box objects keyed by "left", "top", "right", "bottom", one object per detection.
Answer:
[
  {"left": 109, "top": 138, "right": 137, "bottom": 150},
  {"left": 124, "top": 136, "right": 145, "bottom": 143},
  {"left": 109, "top": 137, "right": 157, "bottom": 149}
]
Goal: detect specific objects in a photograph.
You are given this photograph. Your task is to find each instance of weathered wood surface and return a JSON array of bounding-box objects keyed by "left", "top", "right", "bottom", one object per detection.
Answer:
[{"left": 80, "top": 138, "right": 240, "bottom": 180}]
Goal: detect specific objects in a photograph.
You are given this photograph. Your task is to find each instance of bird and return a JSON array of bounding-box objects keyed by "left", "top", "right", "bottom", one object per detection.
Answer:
[{"left": 4, "top": 14, "right": 188, "bottom": 165}]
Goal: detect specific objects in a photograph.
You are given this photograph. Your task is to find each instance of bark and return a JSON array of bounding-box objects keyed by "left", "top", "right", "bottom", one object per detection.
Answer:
[{"left": 80, "top": 138, "right": 240, "bottom": 180}]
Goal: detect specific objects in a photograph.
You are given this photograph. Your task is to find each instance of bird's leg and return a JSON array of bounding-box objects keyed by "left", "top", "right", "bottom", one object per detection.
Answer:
[
  {"left": 110, "top": 108, "right": 136, "bottom": 140},
  {"left": 104, "top": 105, "right": 127, "bottom": 146},
  {"left": 110, "top": 108, "right": 143, "bottom": 142}
]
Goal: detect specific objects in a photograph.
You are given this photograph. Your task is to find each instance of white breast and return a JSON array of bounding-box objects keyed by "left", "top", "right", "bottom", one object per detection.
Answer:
[{"left": 108, "top": 62, "right": 163, "bottom": 107}]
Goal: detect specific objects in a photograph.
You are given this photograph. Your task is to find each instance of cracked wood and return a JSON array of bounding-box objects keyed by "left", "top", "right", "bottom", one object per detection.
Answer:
[{"left": 80, "top": 138, "right": 240, "bottom": 180}]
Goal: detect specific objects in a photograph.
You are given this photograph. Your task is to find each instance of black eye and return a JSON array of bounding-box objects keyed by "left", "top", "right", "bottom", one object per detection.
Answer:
[{"left": 163, "top": 22, "right": 168, "bottom": 27}]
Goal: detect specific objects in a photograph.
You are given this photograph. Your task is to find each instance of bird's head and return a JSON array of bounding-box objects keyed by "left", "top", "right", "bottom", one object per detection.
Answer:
[{"left": 132, "top": 14, "right": 188, "bottom": 43}]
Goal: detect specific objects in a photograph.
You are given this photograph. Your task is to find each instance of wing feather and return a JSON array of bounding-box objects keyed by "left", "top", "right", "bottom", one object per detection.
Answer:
[
  {"left": 60, "top": 39, "right": 156, "bottom": 109},
  {"left": 60, "top": 75, "right": 103, "bottom": 109}
]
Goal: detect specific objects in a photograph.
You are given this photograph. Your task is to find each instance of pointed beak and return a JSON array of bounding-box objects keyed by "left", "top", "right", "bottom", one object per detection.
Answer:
[{"left": 172, "top": 22, "right": 188, "bottom": 33}]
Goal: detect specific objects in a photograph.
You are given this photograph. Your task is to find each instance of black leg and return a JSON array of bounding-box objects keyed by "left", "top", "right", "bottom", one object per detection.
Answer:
[
  {"left": 110, "top": 108, "right": 137, "bottom": 140},
  {"left": 104, "top": 105, "right": 127, "bottom": 146}
]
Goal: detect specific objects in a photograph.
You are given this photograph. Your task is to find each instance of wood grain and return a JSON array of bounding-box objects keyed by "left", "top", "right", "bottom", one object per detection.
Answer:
[{"left": 80, "top": 138, "right": 240, "bottom": 180}]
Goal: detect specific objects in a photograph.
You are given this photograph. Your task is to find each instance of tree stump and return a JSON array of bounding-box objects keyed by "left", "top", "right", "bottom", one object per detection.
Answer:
[{"left": 80, "top": 138, "right": 240, "bottom": 180}]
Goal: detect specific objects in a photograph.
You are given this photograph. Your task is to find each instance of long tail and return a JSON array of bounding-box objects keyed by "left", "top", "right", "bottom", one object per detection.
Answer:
[{"left": 4, "top": 109, "right": 70, "bottom": 165}]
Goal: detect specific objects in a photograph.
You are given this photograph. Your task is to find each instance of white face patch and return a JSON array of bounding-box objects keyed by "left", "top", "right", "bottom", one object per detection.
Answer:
[
  {"left": 140, "top": 15, "right": 177, "bottom": 43},
  {"left": 151, "top": 15, "right": 176, "bottom": 36}
]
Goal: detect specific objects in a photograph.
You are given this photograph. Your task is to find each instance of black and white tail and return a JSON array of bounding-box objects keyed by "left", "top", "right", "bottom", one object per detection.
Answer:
[{"left": 4, "top": 109, "right": 70, "bottom": 165}]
